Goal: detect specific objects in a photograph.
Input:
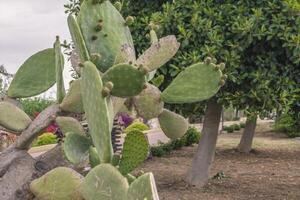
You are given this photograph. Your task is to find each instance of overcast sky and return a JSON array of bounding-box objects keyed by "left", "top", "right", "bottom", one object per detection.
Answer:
[{"left": 0, "top": 0, "right": 72, "bottom": 97}]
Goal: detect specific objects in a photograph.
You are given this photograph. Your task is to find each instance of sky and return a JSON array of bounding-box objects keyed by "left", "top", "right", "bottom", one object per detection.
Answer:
[{"left": 0, "top": 0, "right": 72, "bottom": 97}]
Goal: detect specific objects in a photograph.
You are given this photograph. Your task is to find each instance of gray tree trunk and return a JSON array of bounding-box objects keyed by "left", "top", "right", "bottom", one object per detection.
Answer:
[
  {"left": 185, "top": 99, "right": 222, "bottom": 187},
  {"left": 237, "top": 116, "right": 257, "bottom": 153}
]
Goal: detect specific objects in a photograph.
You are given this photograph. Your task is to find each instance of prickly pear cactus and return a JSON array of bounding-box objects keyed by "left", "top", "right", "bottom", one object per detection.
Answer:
[
  {"left": 30, "top": 167, "right": 84, "bottom": 200},
  {"left": 56, "top": 116, "right": 85, "bottom": 135},
  {"left": 158, "top": 109, "right": 189, "bottom": 139},
  {"left": 0, "top": 101, "right": 31, "bottom": 134},
  {"left": 80, "top": 164, "right": 128, "bottom": 200},
  {"left": 119, "top": 130, "right": 149, "bottom": 175},
  {"left": 7, "top": 48, "right": 56, "bottom": 98},
  {"left": 89, "top": 146, "right": 101, "bottom": 168},
  {"left": 54, "top": 36, "right": 66, "bottom": 103},
  {"left": 60, "top": 79, "right": 84, "bottom": 113}
]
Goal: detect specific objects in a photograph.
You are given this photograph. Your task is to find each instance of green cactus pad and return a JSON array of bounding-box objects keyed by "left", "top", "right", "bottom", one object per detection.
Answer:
[
  {"left": 136, "top": 35, "right": 180, "bottom": 72},
  {"left": 60, "top": 79, "right": 84, "bottom": 113},
  {"left": 81, "top": 61, "right": 113, "bottom": 163},
  {"left": 102, "top": 63, "right": 146, "bottom": 98},
  {"left": 30, "top": 167, "right": 83, "bottom": 200},
  {"left": 161, "top": 62, "right": 223, "bottom": 103},
  {"left": 133, "top": 84, "right": 164, "bottom": 120},
  {"left": 0, "top": 101, "right": 31, "bottom": 134},
  {"left": 68, "top": 14, "right": 90, "bottom": 62},
  {"left": 54, "top": 37, "right": 66, "bottom": 103},
  {"left": 89, "top": 146, "right": 100, "bottom": 168},
  {"left": 114, "top": 43, "right": 136, "bottom": 65},
  {"left": 125, "top": 174, "right": 136, "bottom": 184},
  {"left": 158, "top": 109, "right": 189, "bottom": 139},
  {"left": 56, "top": 116, "right": 85, "bottom": 135},
  {"left": 119, "top": 130, "right": 149, "bottom": 175},
  {"left": 63, "top": 132, "right": 92, "bottom": 165},
  {"left": 80, "top": 164, "right": 129, "bottom": 200},
  {"left": 7, "top": 48, "right": 56, "bottom": 98},
  {"left": 127, "top": 172, "right": 159, "bottom": 200},
  {"left": 78, "top": 0, "right": 134, "bottom": 72}
]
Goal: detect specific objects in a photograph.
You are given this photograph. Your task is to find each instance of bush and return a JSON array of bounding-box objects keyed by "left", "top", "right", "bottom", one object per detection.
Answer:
[
  {"left": 240, "top": 122, "right": 246, "bottom": 128},
  {"left": 183, "top": 127, "right": 201, "bottom": 146},
  {"left": 232, "top": 124, "right": 241, "bottom": 131},
  {"left": 124, "top": 121, "right": 149, "bottom": 134},
  {"left": 32, "top": 133, "right": 58, "bottom": 147},
  {"left": 225, "top": 126, "right": 234, "bottom": 133},
  {"left": 20, "top": 98, "right": 53, "bottom": 118},
  {"left": 274, "top": 114, "right": 300, "bottom": 138}
]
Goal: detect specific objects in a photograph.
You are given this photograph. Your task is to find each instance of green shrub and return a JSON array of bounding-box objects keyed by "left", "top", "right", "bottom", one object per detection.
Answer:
[
  {"left": 232, "top": 124, "right": 241, "bottom": 131},
  {"left": 32, "top": 133, "right": 58, "bottom": 147},
  {"left": 240, "top": 123, "right": 246, "bottom": 128},
  {"left": 124, "top": 121, "right": 149, "bottom": 134},
  {"left": 226, "top": 126, "right": 235, "bottom": 133},
  {"left": 20, "top": 98, "right": 53, "bottom": 117},
  {"left": 150, "top": 145, "right": 165, "bottom": 157},
  {"left": 183, "top": 127, "right": 201, "bottom": 146},
  {"left": 274, "top": 114, "right": 300, "bottom": 138}
]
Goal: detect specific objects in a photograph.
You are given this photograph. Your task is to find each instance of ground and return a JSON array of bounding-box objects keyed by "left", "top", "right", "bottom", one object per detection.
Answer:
[{"left": 135, "top": 121, "right": 300, "bottom": 200}]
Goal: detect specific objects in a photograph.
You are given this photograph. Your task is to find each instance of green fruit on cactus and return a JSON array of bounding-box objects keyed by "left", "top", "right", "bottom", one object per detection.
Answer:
[
  {"left": 56, "top": 116, "right": 85, "bottom": 135},
  {"left": 127, "top": 172, "right": 159, "bottom": 200},
  {"left": 0, "top": 101, "right": 31, "bottom": 134},
  {"left": 136, "top": 35, "right": 180, "bottom": 72},
  {"left": 119, "top": 130, "right": 149, "bottom": 175},
  {"left": 89, "top": 146, "right": 101, "bottom": 168},
  {"left": 80, "top": 164, "right": 128, "bottom": 200},
  {"left": 161, "top": 60, "right": 223, "bottom": 103},
  {"left": 63, "top": 132, "right": 92, "bottom": 165},
  {"left": 68, "top": 14, "right": 90, "bottom": 62},
  {"left": 102, "top": 63, "right": 146, "bottom": 98},
  {"left": 133, "top": 83, "right": 164, "bottom": 120},
  {"left": 54, "top": 36, "right": 66, "bottom": 103},
  {"left": 60, "top": 79, "right": 84, "bottom": 113},
  {"left": 7, "top": 48, "right": 56, "bottom": 98},
  {"left": 30, "top": 167, "right": 83, "bottom": 200},
  {"left": 78, "top": 0, "right": 135, "bottom": 72},
  {"left": 81, "top": 61, "right": 113, "bottom": 163},
  {"left": 158, "top": 109, "right": 189, "bottom": 139}
]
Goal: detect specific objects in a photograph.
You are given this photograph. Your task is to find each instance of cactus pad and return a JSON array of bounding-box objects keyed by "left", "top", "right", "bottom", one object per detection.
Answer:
[
  {"left": 136, "top": 35, "right": 180, "bottom": 71},
  {"left": 78, "top": 0, "right": 134, "bottom": 72},
  {"left": 30, "top": 167, "right": 83, "bottom": 200},
  {"left": 81, "top": 61, "right": 113, "bottom": 163},
  {"left": 54, "top": 37, "right": 66, "bottom": 103},
  {"left": 133, "top": 84, "right": 164, "bottom": 120},
  {"left": 161, "top": 61, "right": 223, "bottom": 103},
  {"left": 114, "top": 43, "right": 136, "bottom": 65},
  {"left": 127, "top": 172, "right": 159, "bottom": 200},
  {"left": 56, "top": 116, "right": 85, "bottom": 135},
  {"left": 158, "top": 109, "right": 189, "bottom": 139},
  {"left": 80, "top": 164, "right": 129, "bottom": 200},
  {"left": 60, "top": 79, "right": 84, "bottom": 113},
  {"left": 89, "top": 146, "right": 100, "bottom": 168},
  {"left": 119, "top": 130, "right": 149, "bottom": 175},
  {"left": 102, "top": 63, "right": 146, "bottom": 97},
  {"left": 63, "top": 132, "right": 92, "bottom": 165},
  {"left": 7, "top": 48, "right": 56, "bottom": 98},
  {"left": 0, "top": 101, "right": 31, "bottom": 134}
]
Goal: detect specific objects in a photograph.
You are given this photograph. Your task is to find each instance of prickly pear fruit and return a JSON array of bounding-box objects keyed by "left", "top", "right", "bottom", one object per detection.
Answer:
[
  {"left": 133, "top": 84, "right": 164, "bottom": 120},
  {"left": 102, "top": 63, "right": 146, "bottom": 98},
  {"left": 80, "top": 164, "right": 128, "bottom": 200},
  {"left": 158, "top": 109, "right": 189, "bottom": 139},
  {"left": 119, "top": 130, "right": 149, "bottom": 175},
  {"left": 0, "top": 101, "right": 31, "bottom": 134},
  {"left": 30, "top": 167, "right": 83, "bottom": 200},
  {"left": 56, "top": 116, "right": 85, "bottom": 135},
  {"left": 78, "top": 0, "right": 134, "bottom": 72},
  {"left": 8, "top": 49, "right": 56, "bottom": 98},
  {"left": 81, "top": 61, "right": 113, "bottom": 163},
  {"left": 60, "top": 79, "right": 84, "bottom": 113},
  {"left": 127, "top": 172, "right": 159, "bottom": 200},
  {"left": 136, "top": 35, "right": 180, "bottom": 72},
  {"left": 161, "top": 60, "right": 223, "bottom": 103},
  {"left": 63, "top": 132, "right": 92, "bottom": 165}
]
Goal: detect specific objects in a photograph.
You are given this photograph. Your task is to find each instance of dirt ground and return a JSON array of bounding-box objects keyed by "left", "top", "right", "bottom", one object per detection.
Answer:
[{"left": 135, "top": 121, "right": 300, "bottom": 200}]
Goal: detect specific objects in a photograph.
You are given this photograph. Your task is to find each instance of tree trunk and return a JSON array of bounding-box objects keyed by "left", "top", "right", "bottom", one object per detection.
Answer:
[
  {"left": 237, "top": 116, "right": 257, "bottom": 153},
  {"left": 185, "top": 99, "right": 222, "bottom": 187}
]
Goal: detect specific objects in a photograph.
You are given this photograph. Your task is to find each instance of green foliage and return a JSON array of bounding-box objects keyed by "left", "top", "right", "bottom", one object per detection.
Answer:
[
  {"left": 232, "top": 124, "right": 241, "bottom": 131},
  {"left": 224, "top": 126, "right": 234, "bottom": 133},
  {"left": 124, "top": 121, "right": 149, "bottom": 134},
  {"left": 20, "top": 98, "right": 53, "bottom": 117},
  {"left": 151, "top": 127, "right": 201, "bottom": 157},
  {"left": 274, "top": 114, "right": 300, "bottom": 138},
  {"left": 240, "top": 122, "right": 246, "bottom": 128},
  {"left": 32, "top": 133, "right": 58, "bottom": 147}
]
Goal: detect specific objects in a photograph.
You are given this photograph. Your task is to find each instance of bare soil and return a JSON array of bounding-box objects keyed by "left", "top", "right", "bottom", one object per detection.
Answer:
[{"left": 135, "top": 121, "right": 300, "bottom": 200}]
